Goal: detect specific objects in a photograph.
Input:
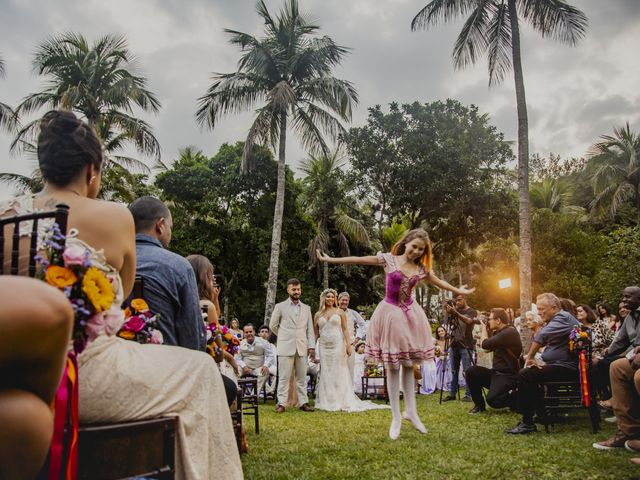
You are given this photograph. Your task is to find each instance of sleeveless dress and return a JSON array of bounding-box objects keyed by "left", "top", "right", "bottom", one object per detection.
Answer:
[
  {"left": 0, "top": 195, "right": 243, "bottom": 480},
  {"left": 365, "top": 253, "right": 435, "bottom": 369},
  {"left": 315, "top": 313, "right": 389, "bottom": 412}
]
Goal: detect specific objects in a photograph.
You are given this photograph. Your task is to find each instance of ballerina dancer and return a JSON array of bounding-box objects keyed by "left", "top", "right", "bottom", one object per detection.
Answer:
[{"left": 317, "top": 228, "right": 474, "bottom": 439}]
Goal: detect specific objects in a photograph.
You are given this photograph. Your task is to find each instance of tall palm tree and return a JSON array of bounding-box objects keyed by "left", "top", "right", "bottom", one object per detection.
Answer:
[
  {"left": 588, "top": 123, "right": 640, "bottom": 218},
  {"left": 411, "top": 0, "right": 587, "bottom": 313},
  {"left": 0, "top": 54, "right": 17, "bottom": 132},
  {"left": 197, "top": 0, "right": 358, "bottom": 321},
  {"left": 301, "top": 151, "right": 369, "bottom": 289},
  {"left": 13, "top": 32, "right": 161, "bottom": 170}
]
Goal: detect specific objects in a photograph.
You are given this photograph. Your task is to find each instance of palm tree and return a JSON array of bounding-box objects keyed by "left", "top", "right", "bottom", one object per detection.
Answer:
[
  {"left": 197, "top": 0, "right": 358, "bottom": 321},
  {"left": 411, "top": 0, "right": 587, "bottom": 313},
  {"left": 0, "top": 54, "right": 17, "bottom": 132},
  {"left": 301, "top": 151, "right": 369, "bottom": 289},
  {"left": 13, "top": 32, "right": 161, "bottom": 171},
  {"left": 588, "top": 123, "right": 640, "bottom": 218},
  {"left": 530, "top": 177, "right": 584, "bottom": 215}
]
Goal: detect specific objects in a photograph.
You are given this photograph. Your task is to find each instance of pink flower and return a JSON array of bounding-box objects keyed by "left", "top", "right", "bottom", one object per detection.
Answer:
[
  {"left": 63, "top": 244, "right": 88, "bottom": 266},
  {"left": 86, "top": 313, "right": 106, "bottom": 342},
  {"left": 150, "top": 329, "right": 164, "bottom": 344},
  {"left": 123, "top": 315, "right": 146, "bottom": 332}
]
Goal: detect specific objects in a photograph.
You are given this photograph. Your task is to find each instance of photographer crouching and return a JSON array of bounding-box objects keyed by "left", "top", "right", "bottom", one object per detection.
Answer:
[
  {"left": 465, "top": 308, "right": 523, "bottom": 414},
  {"left": 443, "top": 294, "right": 479, "bottom": 402}
]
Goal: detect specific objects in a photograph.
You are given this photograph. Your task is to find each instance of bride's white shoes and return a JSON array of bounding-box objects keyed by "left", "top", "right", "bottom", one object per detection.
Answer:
[{"left": 402, "top": 411, "right": 427, "bottom": 434}]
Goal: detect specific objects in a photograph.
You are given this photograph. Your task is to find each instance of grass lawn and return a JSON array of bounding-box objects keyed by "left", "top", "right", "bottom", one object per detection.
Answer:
[{"left": 242, "top": 394, "right": 638, "bottom": 480}]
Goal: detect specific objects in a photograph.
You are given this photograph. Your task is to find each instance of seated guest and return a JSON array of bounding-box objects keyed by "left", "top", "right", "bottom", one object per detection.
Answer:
[
  {"left": 0, "top": 277, "right": 73, "bottom": 480},
  {"left": 616, "top": 302, "right": 630, "bottom": 332},
  {"left": 465, "top": 308, "right": 522, "bottom": 414},
  {"left": 128, "top": 196, "right": 205, "bottom": 350},
  {"left": 593, "top": 345, "right": 640, "bottom": 449},
  {"left": 237, "top": 324, "right": 276, "bottom": 393},
  {"left": 596, "top": 287, "right": 640, "bottom": 409},
  {"left": 0, "top": 111, "right": 242, "bottom": 478},
  {"left": 576, "top": 304, "right": 614, "bottom": 359},
  {"left": 230, "top": 318, "right": 243, "bottom": 340},
  {"left": 258, "top": 325, "right": 277, "bottom": 394},
  {"left": 506, "top": 293, "right": 579, "bottom": 434}
]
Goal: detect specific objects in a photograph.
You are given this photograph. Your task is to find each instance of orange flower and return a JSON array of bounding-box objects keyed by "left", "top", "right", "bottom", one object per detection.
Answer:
[
  {"left": 118, "top": 330, "right": 135, "bottom": 340},
  {"left": 130, "top": 298, "right": 149, "bottom": 313},
  {"left": 123, "top": 307, "right": 132, "bottom": 318},
  {"left": 82, "top": 268, "right": 114, "bottom": 313},
  {"left": 45, "top": 266, "right": 77, "bottom": 288}
]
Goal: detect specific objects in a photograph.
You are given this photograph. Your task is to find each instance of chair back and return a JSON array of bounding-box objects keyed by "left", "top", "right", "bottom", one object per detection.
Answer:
[
  {"left": 0, "top": 203, "right": 70, "bottom": 277},
  {"left": 133, "top": 276, "right": 144, "bottom": 298}
]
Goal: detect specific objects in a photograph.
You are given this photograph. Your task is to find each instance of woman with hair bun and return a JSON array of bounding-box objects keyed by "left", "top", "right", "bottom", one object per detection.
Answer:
[
  {"left": 0, "top": 111, "right": 242, "bottom": 479},
  {"left": 317, "top": 228, "right": 474, "bottom": 439}
]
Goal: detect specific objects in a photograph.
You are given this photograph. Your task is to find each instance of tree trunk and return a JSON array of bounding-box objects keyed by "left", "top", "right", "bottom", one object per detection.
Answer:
[
  {"left": 509, "top": 0, "right": 532, "bottom": 349},
  {"left": 323, "top": 261, "right": 329, "bottom": 290},
  {"left": 263, "top": 111, "right": 287, "bottom": 323}
]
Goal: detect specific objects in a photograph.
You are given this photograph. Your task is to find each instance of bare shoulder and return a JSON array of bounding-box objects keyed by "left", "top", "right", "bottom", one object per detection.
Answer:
[{"left": 92, "top": 200, "right": 133, "bottom": 224}]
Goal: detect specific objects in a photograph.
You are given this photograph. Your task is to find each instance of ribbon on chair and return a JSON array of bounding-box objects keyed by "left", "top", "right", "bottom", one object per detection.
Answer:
[
  {"left": 578, "top": 349, "right": 590, "bottom": 407},
  {"left": 49, "top": 352, "right": 79, "bottom": 480}
]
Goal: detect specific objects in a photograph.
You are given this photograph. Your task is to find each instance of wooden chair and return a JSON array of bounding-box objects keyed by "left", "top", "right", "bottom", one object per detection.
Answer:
[
  {"left": 361, "top": 372, "right": 388, "bottom": 402},
  {"left": 539, "top": 343, "right": 600, "bottom": 433},
  {"left": 231, "top": 386, "right": 244, "bottom": 453},
  {"left": 0, "top": 203, "right": 69, "bottom": 275},
  {"left": 238, "top": 376, "right": 260, "bottom": 434}
]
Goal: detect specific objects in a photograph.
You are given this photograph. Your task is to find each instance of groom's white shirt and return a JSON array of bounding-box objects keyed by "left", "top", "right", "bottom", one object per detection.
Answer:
[{"left": 269, "top": 298, "right": 315, "bottom": 356}]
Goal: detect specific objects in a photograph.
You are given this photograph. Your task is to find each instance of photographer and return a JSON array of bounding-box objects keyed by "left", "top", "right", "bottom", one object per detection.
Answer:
[
  {"left": 465, "top": 308, "right": 522, "bottom": 414},
  {"left": 443, "top": 294, "right": 479, "bottom": 402}
]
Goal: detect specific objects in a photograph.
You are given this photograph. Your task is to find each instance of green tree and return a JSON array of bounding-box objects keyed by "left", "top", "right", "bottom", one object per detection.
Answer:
[
  {"left": 156, "top": 142, "right": 319, "bottom": 323},
  {"left": 588, "top": 123, "right": 640, "bottom": 220},
  {"left": 411, "top": 0, "right": 588, "bottom": 314},
  {"left": 529, "top": 177, "right": 584, "bottom": 216},
  {"left": 196, "top": 0, "right": 358, "bottom": 322},
  {"left": 0, "top": 55, "right": 17, "bottom": 132},
  {"left": 8, "top": 33, "right": 161, "bottom": 198},
  {"left": 300, "top": 151, "right": 370, "bottom": 289}
]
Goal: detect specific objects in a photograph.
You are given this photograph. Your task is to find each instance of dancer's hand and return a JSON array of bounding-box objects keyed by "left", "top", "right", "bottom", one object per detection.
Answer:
[
  {"left": 457, "top": 284, "right": 475, "bottom": 295},
  {"left": 346, "top": 344, "right": 352, "bottom": 357},
  {"left": 316, "top": 249, "right": 331, "bottom": 263}
]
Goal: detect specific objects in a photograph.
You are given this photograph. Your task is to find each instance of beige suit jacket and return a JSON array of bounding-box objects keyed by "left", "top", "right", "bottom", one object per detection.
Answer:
[{"left": 269, "top": 299, "right": 315, "bottom": 356}]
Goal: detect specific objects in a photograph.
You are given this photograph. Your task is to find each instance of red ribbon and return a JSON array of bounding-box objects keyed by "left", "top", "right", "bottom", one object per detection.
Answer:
[
  {"left": 578, "top": 349, "right": 590, "bottom": 407},
  {"left": 49, "top": 353, "right": 78, "bottom": 480}
]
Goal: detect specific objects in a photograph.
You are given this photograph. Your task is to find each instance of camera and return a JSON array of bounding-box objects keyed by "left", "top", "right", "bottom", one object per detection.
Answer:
[{"left": 445, "top": 299, "right": 455, "bottom": 307}]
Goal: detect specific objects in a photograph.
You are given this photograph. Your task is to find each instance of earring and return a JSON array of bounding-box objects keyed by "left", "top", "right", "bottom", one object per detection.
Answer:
[{"left": 89, "top": 175, "right": 97, "bottom": 185}]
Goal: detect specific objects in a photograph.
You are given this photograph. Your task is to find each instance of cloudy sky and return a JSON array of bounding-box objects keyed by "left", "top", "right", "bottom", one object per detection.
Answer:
[{"left": 1, "top": 0, "right": 639, "bottom": 200}]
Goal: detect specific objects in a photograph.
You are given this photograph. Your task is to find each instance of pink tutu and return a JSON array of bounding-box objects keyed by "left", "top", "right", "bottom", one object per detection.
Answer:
[{"left": 365, "top": 253, "right": 435, "bottom": 368}]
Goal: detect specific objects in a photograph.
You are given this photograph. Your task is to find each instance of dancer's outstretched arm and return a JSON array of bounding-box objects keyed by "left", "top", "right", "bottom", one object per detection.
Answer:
[
  {"left": 427, "top": 270, "right": 475, "bottom": 296},
  {"left": 316, "top": 249, "right": 380, "bottom": 266}
]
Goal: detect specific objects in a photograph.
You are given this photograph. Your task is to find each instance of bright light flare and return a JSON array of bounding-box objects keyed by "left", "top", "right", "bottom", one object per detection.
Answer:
[{"left": 498, "top": 278, "right": 512, "bottom": 289}]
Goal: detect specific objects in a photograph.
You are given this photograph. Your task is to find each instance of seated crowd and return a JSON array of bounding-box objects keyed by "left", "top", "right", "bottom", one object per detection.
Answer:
[{"left": 2, "top": 110, "right": 639, "bottom": 476}]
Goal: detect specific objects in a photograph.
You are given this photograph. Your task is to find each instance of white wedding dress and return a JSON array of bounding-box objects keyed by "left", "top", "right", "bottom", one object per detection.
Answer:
[{"left": 315, "top": 314, "right": 389, "bottom": 412}]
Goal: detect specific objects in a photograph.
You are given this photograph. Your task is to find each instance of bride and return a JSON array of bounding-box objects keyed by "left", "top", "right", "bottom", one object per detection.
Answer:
[{"left": 314, "top": 288, "right": 388, "bottom": 412}]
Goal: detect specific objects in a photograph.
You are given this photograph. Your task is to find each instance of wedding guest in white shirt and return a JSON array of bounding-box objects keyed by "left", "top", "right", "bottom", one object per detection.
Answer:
[
  {"left": 237, "top": 324, "right": 276, "bottom": 393},
  {"left": 338, "top": 291, "right": 366, "bottom": 378}
]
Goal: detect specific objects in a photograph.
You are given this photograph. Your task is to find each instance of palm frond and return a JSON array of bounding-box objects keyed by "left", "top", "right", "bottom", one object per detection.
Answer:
[
  {"left": 334, "top": 213, "right": 370, "bottom": 246},
  {"left": 519, "top": 0, "right": 588, "bottom": 45},
  {"left": 242, "top": 105, "right": 280, "bottom": 172},
  {"left": 411, "top": 0, "right": 478, "bottom": 31},
  {"left": 0, "top": 102, "right": 17, "bottom": 132},
  {"left": 452, "top": 1, "right": 491, "bottom": 70},
  {"left": 486, "top": 1, "right": 512, "bottom": 86}
]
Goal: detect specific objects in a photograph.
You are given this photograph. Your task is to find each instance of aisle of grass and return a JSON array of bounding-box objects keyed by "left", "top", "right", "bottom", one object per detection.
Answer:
[{"left": 242, "top": 394, "right": 637, "bottom": 479}]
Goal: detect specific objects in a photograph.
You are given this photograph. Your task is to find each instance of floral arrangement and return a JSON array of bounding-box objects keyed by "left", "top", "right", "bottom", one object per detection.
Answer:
[
  {"left": 37, "top": 224, "right": 116, "bottom": 354},
  {"left": 434, "top": 344, "right": 442, "bottom": 358},
  {"left": 117, "top": 299, "right": 163, "bottom": 344},
  {"left": 569, "top": 325, "right": 592, "bottom": 352},
  {"left": 365, "top": 363, "right": 384, "bottom": 377},
  {"left": 206, "top": 323, "right": 240, "bottom": 356}
]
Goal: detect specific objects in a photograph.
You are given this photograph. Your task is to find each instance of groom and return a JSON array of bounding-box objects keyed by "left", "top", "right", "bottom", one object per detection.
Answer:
[{"left": 269, "top": 278, "right": 316, "bottom": 413}]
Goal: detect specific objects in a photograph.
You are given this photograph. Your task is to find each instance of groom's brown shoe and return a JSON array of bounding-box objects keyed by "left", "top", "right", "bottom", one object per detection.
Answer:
[
  {"left": 275, "top": 404, "right": 285, "bottom": 413},
  {"left": 299, "top": 403, "right": 314, "bottom": 412}
]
